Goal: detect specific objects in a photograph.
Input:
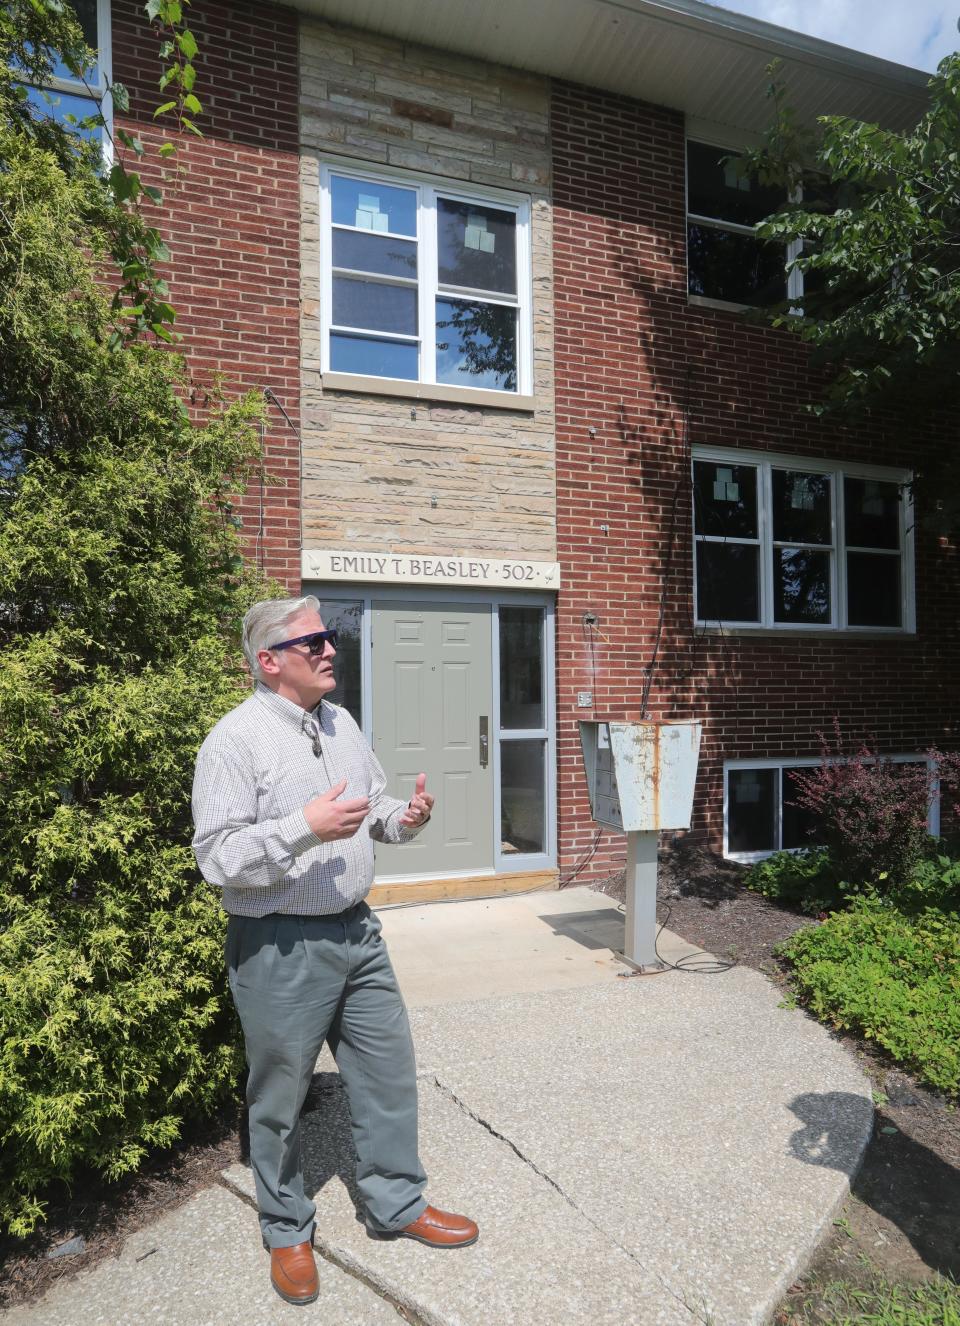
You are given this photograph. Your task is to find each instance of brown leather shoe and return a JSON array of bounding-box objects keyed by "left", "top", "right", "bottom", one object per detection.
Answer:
[
  {"left": 396, "top": 1204, "right": 479, "bottom": 1248},
  {"left": 270, "top": 1241, "right": 319, "bottom": 1305}
]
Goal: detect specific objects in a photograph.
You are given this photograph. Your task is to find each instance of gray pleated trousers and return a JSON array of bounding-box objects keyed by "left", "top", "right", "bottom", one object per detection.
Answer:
[{"left": 226, "top": 903, "right": 428, "bottom": 1249}]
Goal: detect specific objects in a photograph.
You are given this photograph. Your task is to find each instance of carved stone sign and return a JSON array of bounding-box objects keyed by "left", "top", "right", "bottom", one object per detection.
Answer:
[{"left": 302, "top": 548, "right": 561, "bottom": 590}]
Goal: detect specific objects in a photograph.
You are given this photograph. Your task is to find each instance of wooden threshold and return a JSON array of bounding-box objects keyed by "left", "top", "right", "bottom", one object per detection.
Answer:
[{"left": 369, "top": 868, "right": 559, "bottom": 908}]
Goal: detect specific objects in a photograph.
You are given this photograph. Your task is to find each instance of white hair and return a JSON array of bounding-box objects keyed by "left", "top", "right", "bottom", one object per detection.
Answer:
[{"left": 241, "top": 595, "right": 320, "bottom": 681}]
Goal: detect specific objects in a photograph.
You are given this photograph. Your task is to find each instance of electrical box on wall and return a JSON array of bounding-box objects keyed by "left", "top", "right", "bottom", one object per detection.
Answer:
[{"left": 579, "top": 721, "right": 702, "bottom": 832}]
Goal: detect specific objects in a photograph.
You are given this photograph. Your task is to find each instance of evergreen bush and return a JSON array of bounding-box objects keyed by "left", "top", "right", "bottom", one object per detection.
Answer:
[{"left": 0, "top": 67, "right": 264, "bottom": 1232}]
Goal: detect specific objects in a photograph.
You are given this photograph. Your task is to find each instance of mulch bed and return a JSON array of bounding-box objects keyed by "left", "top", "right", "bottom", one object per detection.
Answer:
[{"left": 2, "top": 846, "right": 957, "bottom": 1314}]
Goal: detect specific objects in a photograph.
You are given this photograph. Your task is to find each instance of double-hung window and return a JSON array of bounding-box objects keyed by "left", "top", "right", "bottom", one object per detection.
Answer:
[
  {"left": 22, "top": 0, "right": 112, "bottom": 146},
  {"left": 693, "top": 448, "right": 914, "bottom": 632},
  {"left": 686, "top": 139, "right": 797, "bottom": 309},
  {"left": 320, "top": 165, "right": 532, "bottom": 399}
]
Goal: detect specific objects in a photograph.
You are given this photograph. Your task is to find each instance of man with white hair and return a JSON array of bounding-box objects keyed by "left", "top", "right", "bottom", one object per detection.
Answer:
[{"left": 192, "top": 595, "right": 478, "bottom": 1307}]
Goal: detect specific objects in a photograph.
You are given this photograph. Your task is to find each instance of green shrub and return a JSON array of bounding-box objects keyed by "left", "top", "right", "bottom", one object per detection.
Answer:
[
  {"left": 745, "top": 848, "right": 845, "bottom": 914},
  {"left": 0, "top": 108, "right": 265, "bottom": 1232},
  {"left": 777, "top": 898, "right": 960, "bottom": 1096},
  {"left": 890, "top": 853, "right": 960, "bottom": 914}
]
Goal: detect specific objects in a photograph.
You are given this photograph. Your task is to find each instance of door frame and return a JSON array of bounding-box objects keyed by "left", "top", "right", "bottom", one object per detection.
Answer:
[{"left": 303, "top": 582, "right": 557, "bottom": 878}]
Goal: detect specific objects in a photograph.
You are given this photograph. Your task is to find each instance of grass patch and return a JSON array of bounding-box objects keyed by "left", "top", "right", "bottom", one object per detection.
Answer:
[
  {"left": 782, "top": 1272, "right": 960, "bottom": 1324},
  {"left": 777, "top": 897, "right": 960, "bottom": 1097}
]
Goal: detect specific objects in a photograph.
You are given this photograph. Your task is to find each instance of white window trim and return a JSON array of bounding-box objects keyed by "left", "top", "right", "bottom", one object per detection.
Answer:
[
  {"left": 24, "top": 0, "right": 114, "bottom": 151},
  {"left": 685, "top": 130, "right": 800, "bottom": 312},
  {"left": 723, "top": 755, "right": 940, "bottom": 863},
  {"left": 692, "top": 445, "right": 915, "bottom": 634},
  {"left": 304, "top": 583, "right": 557, "bottom": 877},
  {"left": 318, "top": 160, "right": 533, "bottom": 400}
]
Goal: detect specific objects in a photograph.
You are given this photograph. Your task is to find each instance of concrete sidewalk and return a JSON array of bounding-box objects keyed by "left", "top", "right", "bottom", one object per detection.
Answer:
[{"left": 3, "top": 887, "right": 873, "bottom": 1326}]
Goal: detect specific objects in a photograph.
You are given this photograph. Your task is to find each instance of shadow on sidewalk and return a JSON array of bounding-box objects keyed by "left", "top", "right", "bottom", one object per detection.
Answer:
[{"left": 788, "top": 1090, "right": 960, "bottom": 1278}]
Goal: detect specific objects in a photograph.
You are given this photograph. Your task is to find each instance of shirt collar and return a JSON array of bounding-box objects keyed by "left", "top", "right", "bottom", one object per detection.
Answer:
[{"left": 253, "top": 682, "right": 327, "bottom": 735}]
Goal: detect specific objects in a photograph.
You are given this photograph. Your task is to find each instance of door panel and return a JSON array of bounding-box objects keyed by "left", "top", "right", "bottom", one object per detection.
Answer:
[{"left": 372, "top": 601, "right": 493, "bottom": 878}]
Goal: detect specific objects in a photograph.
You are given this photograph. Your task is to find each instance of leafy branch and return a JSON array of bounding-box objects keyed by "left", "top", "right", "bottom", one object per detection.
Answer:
[{"left": 1, "top": 0, "right": 204, "bottom": 348}]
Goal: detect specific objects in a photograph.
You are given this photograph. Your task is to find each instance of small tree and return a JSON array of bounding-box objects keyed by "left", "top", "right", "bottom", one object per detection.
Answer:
[
  {"left": 741, "top": 53, "right": 960, "bottom": 524},
  {"left": 0, "top": 7, "right": 266, "bottom": 1235}
]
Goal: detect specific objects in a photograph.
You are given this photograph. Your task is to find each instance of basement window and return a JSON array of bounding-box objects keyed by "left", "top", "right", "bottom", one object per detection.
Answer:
[
  {"left": 724, "top": 757, "right": 938, "bottom": 861},
  {"left": 693, "top": 448, "right": 914, "bottom": 633}
]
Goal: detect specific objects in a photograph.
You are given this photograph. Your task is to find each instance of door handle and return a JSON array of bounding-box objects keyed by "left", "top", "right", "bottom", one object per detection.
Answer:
[{"left": 479, "top": 716, "right": 489, "bottom": 768}]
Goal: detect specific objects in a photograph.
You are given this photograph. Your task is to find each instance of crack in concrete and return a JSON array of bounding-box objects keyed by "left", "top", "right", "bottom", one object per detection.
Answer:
[
  {"left": 216, "top": 1173, "right": 432, "bottom": 1325},
  {"left": 428, "top": 1075, "right": 708, "bottom": 1324}
]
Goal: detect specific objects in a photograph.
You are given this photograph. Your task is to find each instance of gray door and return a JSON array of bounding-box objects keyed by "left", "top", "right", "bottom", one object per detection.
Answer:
[{"left": 371, "top": 601, "right": 493, "bottom": 878}]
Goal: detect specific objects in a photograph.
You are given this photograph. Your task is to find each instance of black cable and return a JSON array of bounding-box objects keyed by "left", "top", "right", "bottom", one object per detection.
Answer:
[{"left": 615, "top": 898, "right": 735, "bottom": 975}]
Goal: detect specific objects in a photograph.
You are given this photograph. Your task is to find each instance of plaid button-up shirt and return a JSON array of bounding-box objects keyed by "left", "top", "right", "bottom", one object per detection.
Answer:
[{"left": 192, "top": 683, "right": 421, "bottom": 916}]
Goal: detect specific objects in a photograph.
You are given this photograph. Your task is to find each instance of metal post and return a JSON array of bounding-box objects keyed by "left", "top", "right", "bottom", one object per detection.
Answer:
[{"left": 620, "top": 830, "right": 661, "bottom": 971}]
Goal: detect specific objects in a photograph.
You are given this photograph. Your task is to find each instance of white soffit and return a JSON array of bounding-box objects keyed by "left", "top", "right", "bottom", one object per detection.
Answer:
[{"left": 292, "top": 0, "right": 930, "bottom": 133}]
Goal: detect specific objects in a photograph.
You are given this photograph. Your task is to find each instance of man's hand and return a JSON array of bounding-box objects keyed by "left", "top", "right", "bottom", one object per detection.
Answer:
[
  {"left": 304, "top": 779, "right": 370, "bottom": 841},
  {"left": 400, "top": 773, "right": 434, "bottom": 827}
]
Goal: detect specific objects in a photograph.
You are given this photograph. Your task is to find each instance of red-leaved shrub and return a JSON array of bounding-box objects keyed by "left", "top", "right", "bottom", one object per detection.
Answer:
[{"left": 787, "top": 721, "right": 960, "bottom": 888}]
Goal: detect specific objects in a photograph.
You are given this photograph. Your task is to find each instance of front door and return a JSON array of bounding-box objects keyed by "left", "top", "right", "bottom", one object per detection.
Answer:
[{"left": 371, "top": 601, "right": 493, "bottom": 878}]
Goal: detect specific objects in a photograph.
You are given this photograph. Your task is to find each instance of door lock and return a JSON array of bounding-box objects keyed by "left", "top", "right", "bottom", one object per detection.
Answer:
[{"left": 479, "top": 716, "right": 489, "bottom": 768}]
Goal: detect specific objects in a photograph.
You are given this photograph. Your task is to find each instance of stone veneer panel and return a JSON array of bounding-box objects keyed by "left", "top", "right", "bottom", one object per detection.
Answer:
[{"left": 299, "top": 20, "right": 555, "bottom": 559}]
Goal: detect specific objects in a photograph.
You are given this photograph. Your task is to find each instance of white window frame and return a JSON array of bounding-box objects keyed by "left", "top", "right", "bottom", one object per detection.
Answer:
[
  {"left": 685, "top": 130, "right": 801, "bottom": 313},
  {"left": 723, "top": 755, "right": 940, "bottom": 863},
  {"left": 304, "top": 584, "right": 557, "bottom": 877},
  {"left": 23, "top": 0, "right": 114, "bottom": 150},
  {"left": 692, "top": 445, "right": 915, "bottom": 634},
  {"left": 318, "top": 161, "right": 533, "bottom": 399}
]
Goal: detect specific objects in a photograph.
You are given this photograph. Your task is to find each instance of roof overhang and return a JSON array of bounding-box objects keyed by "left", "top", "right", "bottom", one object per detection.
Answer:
[{"left": 290, "top": 0, "right": 930, "bottom": 135}]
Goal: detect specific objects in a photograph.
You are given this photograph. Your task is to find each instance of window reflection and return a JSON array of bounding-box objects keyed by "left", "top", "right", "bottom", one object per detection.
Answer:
[
  {"left": 500, "top": 741, "right": 545, "bottom": 855},
  {"left": 435, "top": 298, "right": 517, "bottom": 391},
  {"left": 774, "top": 549, "right": 831, "bottom": 624},
  {"left": 499, "top": 607, "right": 543, "bottom": 729},
  {"left": 314, "top": 599, "right": 363, "bottom": 724}
]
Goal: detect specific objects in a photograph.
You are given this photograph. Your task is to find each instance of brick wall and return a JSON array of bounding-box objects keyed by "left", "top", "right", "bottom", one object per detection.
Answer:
[
  {"left": 551, "top": 81, "right": 960, "bottom": 879},
  {"left": 298, "top": 20, "right": 556, "bottom": 560},
  {"left": 111, "top": 0, "right": 302, "bottom": 589}
]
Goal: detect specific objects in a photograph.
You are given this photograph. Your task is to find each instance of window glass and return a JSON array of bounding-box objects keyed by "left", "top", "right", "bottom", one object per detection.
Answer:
[
  {"left": 332, "top": 277, "right": 417, "bottom": 336},
  {"left": 781, "top": 768, "right": 820, "bottom": 849},
  {"left": 847, "top": 553, "right": 901, "bottom": 628},
  {"left": 500, "top": 740, "right": 545, "bottom": 855},
  {"left": 728, "top": 768, "right": 777, "bottom": 853},
  {"left": 331, "top": 176, "right": 417, "bottom": 235},
  {"left": 773, "top": 549, "right": 831, "bottom": 624},
  {"left": 25, "top": 84, "right": 101, "bottom": 138},
  {"left": 313, "top": 599, "right": 363, "bottom": 724},
  {"left": 772, "top": 470, "right": 831, "bottom": 545},
  {"left": 330, "top": 334, "right": 418, "bottom": 380},
  {"left": 693, "top": 462, "right": 758, "bottom": 538},
  {"left": 50, "top": 0, "right": 100, "bottom": 81},
  {"left": 687, "top": 141, "right": 785, "bottom": 227},
  {"left": 435, "top": 298, "right": 517, "bottom": 392},
  {"left": 332, "top": 230, "right": 417, "bottom": 279},
  {"left": 437, "top": 198, "right": 517, "bottom": 295},
  {"left": 696, "top": 543, "right": 760, "bottom": 622},
  {"left": 688, "top": 225, "right": 786, "bottom": 306},
  {"left": 499, "top": 607, "right": 543, "bottom": 729},
  {"left": 844, "top": 478, "right": 901, "bottom": 549}
]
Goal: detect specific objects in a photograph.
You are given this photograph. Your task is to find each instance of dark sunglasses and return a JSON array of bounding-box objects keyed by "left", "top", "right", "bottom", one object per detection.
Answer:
[{"left": 268, "top": 629, "right": 338, "bottom": 655}]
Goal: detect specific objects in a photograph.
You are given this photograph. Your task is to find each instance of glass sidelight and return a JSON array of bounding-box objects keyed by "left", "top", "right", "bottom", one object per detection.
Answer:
[
  {"left": 497, "top": 605, "right": 549, "bottom": 860},
  {"left": 313, "top": 597, "right": 363, "bottom": 723}
]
